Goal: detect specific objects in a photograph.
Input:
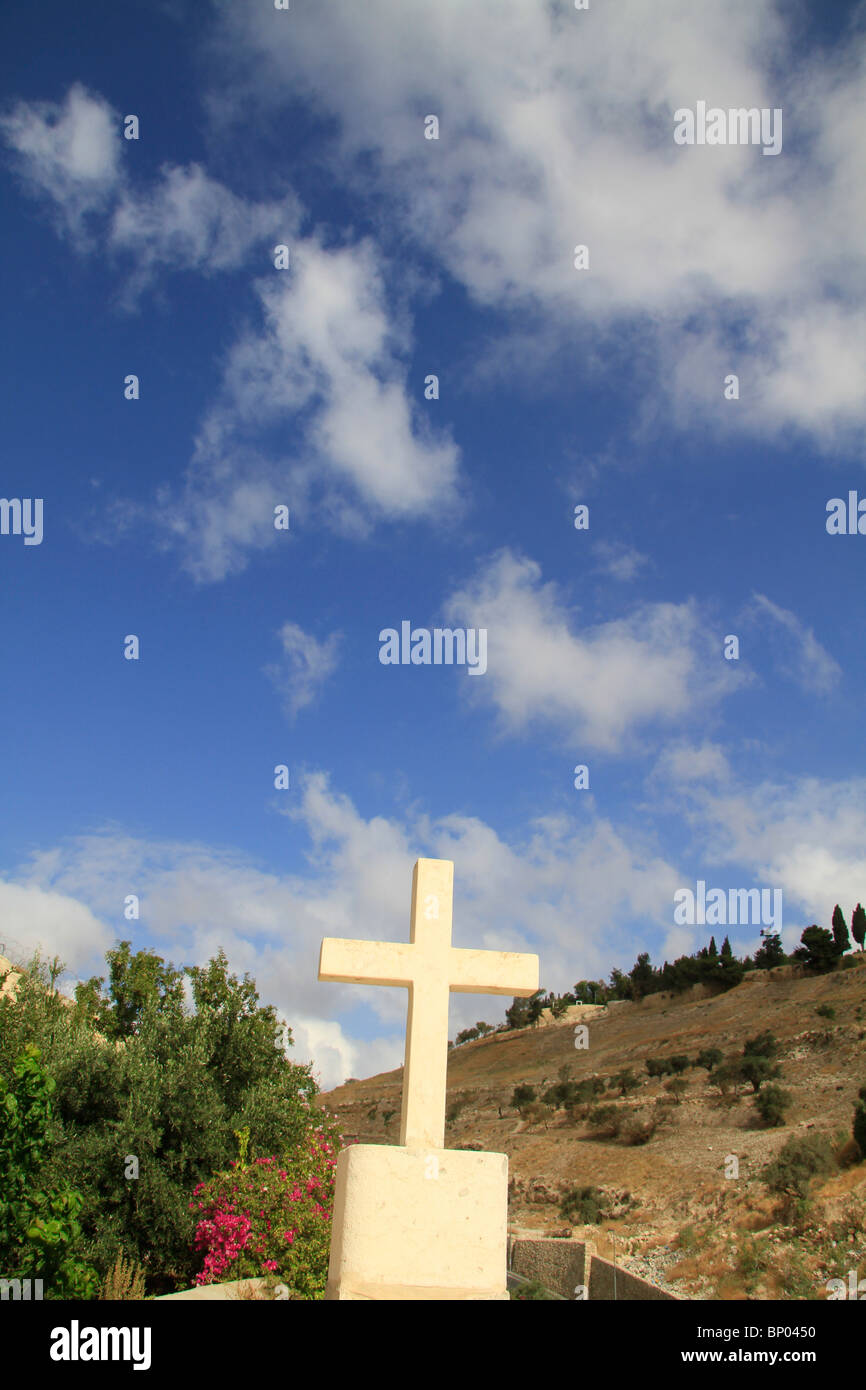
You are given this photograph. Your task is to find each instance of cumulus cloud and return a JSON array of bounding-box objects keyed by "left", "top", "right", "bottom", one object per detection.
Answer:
[
  {"left": 264, "top": 621, "right": 341, "bottom": 719},
  {"left": 213, "top": 0, "right": 866, "bottom": 449},
  {"left": 444, "top": 548, "right": 744, "bottom": 752}
]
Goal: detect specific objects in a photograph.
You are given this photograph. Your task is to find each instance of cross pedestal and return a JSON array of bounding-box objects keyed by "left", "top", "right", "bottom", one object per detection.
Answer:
[{"left": 318, "top": 858, "right": 538, "bottom": 1299}]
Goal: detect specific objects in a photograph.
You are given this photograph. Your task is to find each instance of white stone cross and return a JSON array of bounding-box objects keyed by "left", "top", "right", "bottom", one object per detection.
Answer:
[{"left": 318, "top": 858, "right": 539, "bottom": 1149}]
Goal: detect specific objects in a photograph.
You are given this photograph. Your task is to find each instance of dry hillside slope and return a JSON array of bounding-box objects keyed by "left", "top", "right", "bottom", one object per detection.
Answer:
[{"left": 321, "top": 958, "right": 866, "bottom": 1299}]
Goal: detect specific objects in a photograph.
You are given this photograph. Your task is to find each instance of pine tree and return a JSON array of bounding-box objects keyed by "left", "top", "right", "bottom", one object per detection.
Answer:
[
  {"left": 831, "top": 904, "right": 851, "bottom": 956},
  {"left": 708, "top": 936, "right": 718, "bottom": 958},
  {"left": 720, "top": 936, "right": 733, "bottom": 960},
  {"left": 852, "top": 903, "right": 866, "bottom": 952}
]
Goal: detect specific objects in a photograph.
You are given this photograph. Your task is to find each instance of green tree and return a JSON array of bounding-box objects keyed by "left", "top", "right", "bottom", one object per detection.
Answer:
[
  {"left": 505, "top": 996, "right": 530, "bottom": 1029},
  {"left": 793, "top": 925, "right": 838, "bottom": 973},
  {"left": 695, "top": 1047, "right": 723, "bottom": 1072},
  {"left": 830, "top": 905, "right": 850, "bottom": 957},
  {"left": 0, "top": 1045, "right": 99, "bottom": 1298},
  {"left": 629, "top": 953, "right": 655, "bottom": 1000},
  {"left": 526, "top": 991, "right": 547, "bottom": 1028},
  {"left": 664, "top": 1077, "right": 688, "bottom": 1105},
  {"left": 852, "top": 904, "right": 866, "bottom": 953},
  {"left": 75, "top": 940, "right": 186, "bottom": 1040},
  {"left": 0, "top": 948, "right": 333, "bottom": 1294},
  {"left": 754, "top": 930, "right": 786, "bottom": 970},
  {"left": 854, "top": 1102, "right": 866, "bottom": 1159},
  {"left": 754, "top": 1084, "right": 792, "bottom": 1128}
]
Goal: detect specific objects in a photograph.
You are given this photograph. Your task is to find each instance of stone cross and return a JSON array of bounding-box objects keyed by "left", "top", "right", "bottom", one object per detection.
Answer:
[{"left": 319, "top": 858, "right": 538, "bottom": 1148}]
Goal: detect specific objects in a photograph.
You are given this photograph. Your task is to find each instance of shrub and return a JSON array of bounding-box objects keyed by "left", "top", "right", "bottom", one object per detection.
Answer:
[
  {"left": 645, "top": 1056, "right": 674, "bottom": 1078},
  {"left": 762, "top": 1134, "right": 836, "bottom": 1201},
  {"left": 191, "top": 1130, "right": 337, "bottom": 1298},
  {"left": 621, "top": 1111, "right": 661, "bottom": 1145},
  {"left": 560, "top": 1184, "right": 605, "bottom": 1224},
  {"left": 743, "top": 1031, "right": 778, "bottom": 1059},
  {"left": 853, "top": 1102, "right": 866, "bottom": 1159},
  {"left": 585, "top": 1105, "right": 622, "bottom": 1138},
  {"left": 664, "top": 1077, "right": 689, "bottom": 1105},
  {"left": 511, "top": 1277, "right": 556, "bottom": 1300},
  {"left": 695, "top": 1047, "right": 723, "bottom": 1072},
  {"left": 511, "top": 1084, "right": 536, "bottom": 1113},
  {"left": 668, "top": 1055, "right": 691, "bottom": 1074},
  {"left": 613, "top": 1069, "right": 640, "bottom": 1096},
  {"left": 754, "top": 1084, "right": 792, "bottom": 1128},
  {"left": 815, "top": 1004, "right": 836, "bottom": 1020},
  {"left": 101, "top": 1252, "right": 147, "bottom": 1300}
]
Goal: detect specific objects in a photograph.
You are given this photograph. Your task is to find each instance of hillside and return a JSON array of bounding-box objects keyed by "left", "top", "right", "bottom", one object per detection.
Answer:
[{"left": 321, "top": 958, "right": 866, "bottom": 1299}]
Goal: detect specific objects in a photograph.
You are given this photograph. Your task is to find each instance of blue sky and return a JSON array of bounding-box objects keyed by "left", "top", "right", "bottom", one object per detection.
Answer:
[{"left": 1, "top": 0, "right": 865, "bottom": 1088}]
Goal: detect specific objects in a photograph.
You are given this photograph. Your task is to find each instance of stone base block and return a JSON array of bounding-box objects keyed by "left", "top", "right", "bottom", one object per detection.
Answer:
[{"left": 326, "top": 1145, "right": 509, "bottom": 1300}]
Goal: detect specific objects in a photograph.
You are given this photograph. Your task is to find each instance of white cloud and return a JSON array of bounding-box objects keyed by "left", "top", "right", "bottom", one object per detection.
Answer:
[
  {"left": 264, "top": 621, "right": 341, "bottom": 718},
  {"left": 1, "top": 84, "right": 297, "bottom": 289},
  {"left": 593, "top": 541, "right": 650, "bottom": 583},
  {"left": 0, "top": 879, "right": 113, "bottom": 981},
  {"left": 444, "top": 548, "right": 744, "bottom": 752},
  {"left": 747, "top": 593, "right": 842, "bottom": 695},
  {"left": 8, "top": 761, "right": 866, "bottom": 1083},
  {"left": 0, "top": 83, "right": 121, "bottom": 238},
  {"left": 214, "top": 0, "right": 866, "bottom": 448},
  {"left": 160, "top": 236, "right": 462, "bottom": 579}
]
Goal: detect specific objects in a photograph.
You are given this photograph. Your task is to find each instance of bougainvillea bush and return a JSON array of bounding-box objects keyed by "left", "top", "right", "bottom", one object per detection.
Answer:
[{"left": 190, "top": 1125, "right": 340, "bottom": 1299}]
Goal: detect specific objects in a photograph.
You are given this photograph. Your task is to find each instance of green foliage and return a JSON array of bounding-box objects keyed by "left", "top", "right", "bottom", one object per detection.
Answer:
[
  {"left": 664, "top": 1077, "right": 688, "bottom": 1104},
  {"left": 0, "top": 946, "right": 331, "bottom": 1294},
  {"left": 743, "top": 1030, "right": 778, "bottom": 1058},
  {"left": 754, "top": 1084, "right": 792, "bottom": 1128},
  {"left": 762, "top": 1134, "right": 836, "bottom": 1200},
  {"left": 585, "top": 1104, "right": 622, "bottom": 1138},
  {"left": 695, "top": 1047, "right": 723, "bottom": 1072},
  {"left": 754, "top": 930, "right": 786, "bottom": 970},
  {"left": 710, "top": 1060, "right": 744, "bottom": 1096},
  {"left": 0, "top": 1045, "right": 99, "bottom": 1298},
  {"left": 645, "top": 1055, "right": 676, "bottom": 1078},
  {"left": 852, "top": 904, "right": 866, "bottom": 952},
  {"left": 560, "top": 1184, "right": 605, "bottom": 1224},
  {"left": 455, "top": 1026, "right": 479, "bottom": 1045},
  {"left": 510, "top": 1277, "right": 556, "bottom": 1300},
  {"left": 815, "top": 1004, "right": 836, "bottom": 1020},
  {"left": 740, "top": 1054, "right": 780, "bottom": 1093},
  {"left": 668, "top": 1054, "right": 691, "bottom": 1074},
  {"left": 853, "top": 1102, "right": 866, "bottom": 1159},
  {"left": 613, "top": 1068, "right": 639, "bottom": 1096},
  {"left": 793, "top": 925, "right": 839, "bottom": 973},
  {"left": 831, "top": 905, "right": 851, "bottom": 957},
  {"left": 511, "top": 1084, "right": 536, "bottom": 1113}
]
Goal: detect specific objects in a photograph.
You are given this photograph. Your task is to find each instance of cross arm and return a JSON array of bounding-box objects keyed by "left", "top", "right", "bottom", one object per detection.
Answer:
[
  {"left": 448, "top": 947, "right": 539, "bottom": 996},
  {"left": 318, "top": 937, "right": 416, "bottom": 988}
]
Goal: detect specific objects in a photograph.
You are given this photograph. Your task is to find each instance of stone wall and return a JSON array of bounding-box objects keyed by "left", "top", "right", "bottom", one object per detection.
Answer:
[{"left": 508, "top": 1228, "right": 678, "bottom": 1301}]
